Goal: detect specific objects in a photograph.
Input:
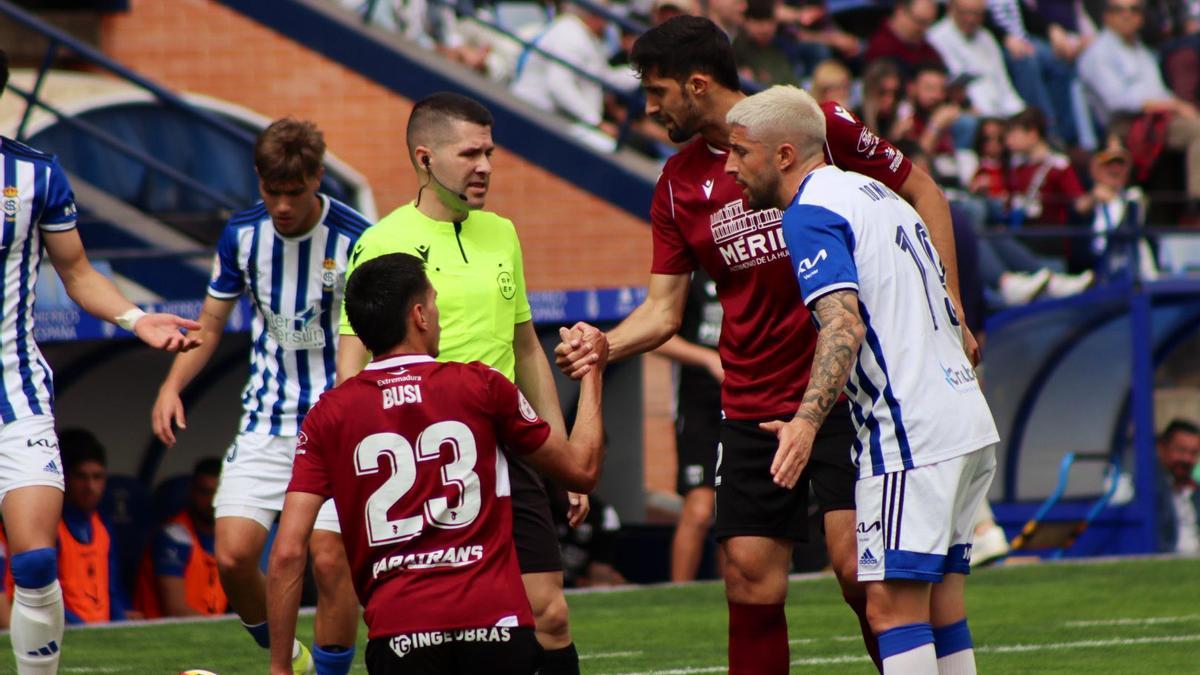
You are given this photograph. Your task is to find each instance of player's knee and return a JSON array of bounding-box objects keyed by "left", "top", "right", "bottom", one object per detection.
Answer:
[
  {"left": 532, "top": 591, "right": 571, "bottom": 641},
  {"left": 721, "top": 550, "right": 785, "bottom": 603},
  {"left": 680, "top": 490, "right": 715, "bottom": 527},
  {"left": 310, "top": 542, "right": 351, "bottom": 592},
  {"left": 10, "top": 548, "right": 57, "bottom": 590},
  {"left": 215, "top": 541, "right": 260, "bottom": 578}
]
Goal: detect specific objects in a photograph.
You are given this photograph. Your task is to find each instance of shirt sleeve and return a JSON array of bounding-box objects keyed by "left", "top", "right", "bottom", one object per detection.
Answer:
[
  {"left": 780, "top": 203, "right": 859, "bottom": 308},
  {"left": 37, "top": 162, "right": 78, "bottom": 232},
  {"left": 150, "top": 523, "right": 193, "bottom": 578},
  {"left": 289, "top": 402, "right": 334, "bottom": 498},
  {"left": 488, "top": 368, "right": 552, "bottom": 455},
  {"left": 649, "top": 170, "right": 698, "bottom": 275},
  {"left": 511, "top": 227, "right": 534, "bottom": 324},
  {"left": 207, "top": 225, "right": 246, "bottom": 299},
  {"left": 821, "top": 102, "right": 913, "bottom": 192}
]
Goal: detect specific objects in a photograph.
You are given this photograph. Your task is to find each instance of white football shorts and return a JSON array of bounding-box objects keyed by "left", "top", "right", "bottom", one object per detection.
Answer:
[
  {"left": 0, "top": 415, "right": 64, "bottom": 505},
  {"left": 855, "top": 445, "right": 996, "bottom": 583},
  {"left": 214, "top": 432, "right": 340, "bottom": 533}
]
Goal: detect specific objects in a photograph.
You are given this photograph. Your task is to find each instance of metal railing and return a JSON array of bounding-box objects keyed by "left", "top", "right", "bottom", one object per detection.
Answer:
[{"left": 0, "top": 0, "right": 252, "bottom": 211}]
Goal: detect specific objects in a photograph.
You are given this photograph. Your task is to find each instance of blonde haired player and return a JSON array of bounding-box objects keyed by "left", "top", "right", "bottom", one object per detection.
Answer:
[{"left": 726, "top": 85, "right": 999, "bottom": 675}]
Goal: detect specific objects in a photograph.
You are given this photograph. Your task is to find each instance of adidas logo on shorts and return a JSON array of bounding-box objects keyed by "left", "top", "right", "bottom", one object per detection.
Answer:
[
  {"left": 42, "top": 460, "right": 59, "bottom": 475},
  {"left": 859, "top": 548, "right": 879, "bottom": 569}
]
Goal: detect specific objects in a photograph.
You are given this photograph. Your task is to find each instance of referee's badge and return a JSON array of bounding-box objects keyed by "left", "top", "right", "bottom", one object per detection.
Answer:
[
  {"left": 2, "top": 186, "right": 19, "bottom": 223},
  {"left": 497, "top": 270, "right": 516, "bottom": 300},
  {"left": 321, "top": 258, "right": 337, "bottom": 291}
]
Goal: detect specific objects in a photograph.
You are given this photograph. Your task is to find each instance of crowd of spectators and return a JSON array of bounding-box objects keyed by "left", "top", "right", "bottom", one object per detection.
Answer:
[{"left": 347, "top": 0, "right": 1200, "bottom": 309}]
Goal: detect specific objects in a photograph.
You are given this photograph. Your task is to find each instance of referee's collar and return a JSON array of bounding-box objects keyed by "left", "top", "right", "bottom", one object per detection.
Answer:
[{"left": 365, "top": 354, "right": 437, "bottom": 370}]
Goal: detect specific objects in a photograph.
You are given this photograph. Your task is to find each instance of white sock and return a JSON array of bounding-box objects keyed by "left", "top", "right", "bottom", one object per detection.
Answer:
[
  {"left": 11, "top": 581, "right": 65, "bottom": 675},
  {"left": 883, "top": 642, "right": 938, "bottom": 675},
  {"left": 938, "top": 648, "right": 977, "bottom": 675},
  {"left": 292, "top": 639, "right": 302, "bottom": 660}
]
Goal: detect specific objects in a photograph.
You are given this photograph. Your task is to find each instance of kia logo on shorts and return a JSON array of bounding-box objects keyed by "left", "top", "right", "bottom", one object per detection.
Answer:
[{"left": 857, "top": 520, "right": 881, "bottom": 534}]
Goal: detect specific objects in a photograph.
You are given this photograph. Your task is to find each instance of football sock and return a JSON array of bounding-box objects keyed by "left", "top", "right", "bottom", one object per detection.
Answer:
[
  {"left": 878, "top": 622, "right": 937, "bottom": 675},
  {"left": 845, "top": 593, "right": 882, "bottom": 671},
  {"left": 539, "top": 643, "right": 579, "bottom": 675},
  {"left": 10, "top": 549, "right": 64, "bottom": 675},
  {"left": 242, "top": 620, "right": 271, "bottom": 649},
  {"left": 934, "top": 620, "right": 976, "bottom": 675},
  {"left": 313, "top": 644, "right": 355, "bottom": 675},
  {"left": 728, "top": 602, "right": 789, "bottom": 674}
]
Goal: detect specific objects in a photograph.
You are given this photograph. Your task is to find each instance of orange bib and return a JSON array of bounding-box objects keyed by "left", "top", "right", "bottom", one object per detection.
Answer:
[
  {"left": 57, "top": 513, "right": 109, "bottom": 623},
  {"left": 134, "top": 511, "right": 227, "bottom": 617}
]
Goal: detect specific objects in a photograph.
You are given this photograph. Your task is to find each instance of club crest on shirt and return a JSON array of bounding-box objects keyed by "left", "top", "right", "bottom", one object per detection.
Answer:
[
  {"left": 321, "top": 258, "right": 338, "bottom": 291},
  {"left": 2, "top": 186, "right": 19, "bottom": 223},
  {"left": 518, "top": 392, "right": 538, "bottom": 423}
]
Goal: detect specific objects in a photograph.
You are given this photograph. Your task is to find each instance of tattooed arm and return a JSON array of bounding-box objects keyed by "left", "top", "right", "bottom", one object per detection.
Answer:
[{"left": 760, "top": 290, "right": 865, "bottom": 488}]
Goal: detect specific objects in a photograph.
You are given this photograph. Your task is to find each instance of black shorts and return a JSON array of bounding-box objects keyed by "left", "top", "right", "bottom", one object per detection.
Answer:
[
  {"left": 713, "top": 403, "right": 857, "bottom": 542},
  {"left": 509, "top": 457, "right": 563, "bottom": 574},
  {"left": 365, "top": 627, "right": 541, "bottom": 674},
  {"left": 675, "top": 392, "right": 722, "bottom": 495}
]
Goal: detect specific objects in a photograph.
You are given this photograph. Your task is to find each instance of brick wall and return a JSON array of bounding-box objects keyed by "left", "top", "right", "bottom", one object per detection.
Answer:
[{"left": 99, "top": 0, "right": 678, "bottom": 502}]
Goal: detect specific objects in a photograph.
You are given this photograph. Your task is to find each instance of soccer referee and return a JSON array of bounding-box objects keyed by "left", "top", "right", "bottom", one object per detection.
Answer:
[{"left": 336, "top": 93, "right": 585, "bottom": 675}]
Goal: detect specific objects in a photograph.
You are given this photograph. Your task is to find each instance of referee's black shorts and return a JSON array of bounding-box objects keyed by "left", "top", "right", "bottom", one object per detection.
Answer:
[
  {"left": 713, "top": 402, "right": 857, "bottom": 542},
  {"left": 509, "top": 456, "right": 563, "bottom": 574}
]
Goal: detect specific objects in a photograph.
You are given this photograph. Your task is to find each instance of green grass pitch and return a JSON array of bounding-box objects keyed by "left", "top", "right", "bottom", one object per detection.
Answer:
[{"left": 3, "top": 557, "right": 1197, "bottom": 673}]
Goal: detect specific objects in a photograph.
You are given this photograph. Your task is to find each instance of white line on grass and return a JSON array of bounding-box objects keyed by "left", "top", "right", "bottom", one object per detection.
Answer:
[
  {"left": 581, "top": 651, "right": 645, "bottom": 659},
  {"left": 1064, "top": 614, "right": 1200, "bottom": 627},
  {"left": 976, "top": 634, "right": 1200, "bottom": 653},
  {"left": 789, "top": 635, "right": 861, "bottom": 645},
  {"left": 599, "top": 634, "right": 1200, "bottom": 674}
]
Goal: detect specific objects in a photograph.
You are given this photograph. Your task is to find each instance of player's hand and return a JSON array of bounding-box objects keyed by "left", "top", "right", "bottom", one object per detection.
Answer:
[
  {"left": 555, "top": 322, "right": 604, "bottom": 379},
  {"left": 759, "top": 418, "right": 816, "bottom": 489},
  {"left": 152, "top": 387, "right": 187, "bottom": 447},
  {"left": 567, "top": 492, "right": 591, "bottom": 527},
  {"left": 962, "top": 324, "right": 982, "bottom": 367},
  {"left": 133, "top": 313, "right": 203, "bottom": 353}
]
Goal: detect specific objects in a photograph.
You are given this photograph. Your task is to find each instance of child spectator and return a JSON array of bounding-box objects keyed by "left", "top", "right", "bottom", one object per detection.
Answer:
[{"left": 809, "top": 59, "right": 853, "bottom": 107}]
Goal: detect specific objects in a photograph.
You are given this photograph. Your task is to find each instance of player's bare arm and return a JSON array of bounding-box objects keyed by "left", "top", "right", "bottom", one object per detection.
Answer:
[
  {"left": 151, "top": 296, "right": 237, "bottom": 446},
  {"left": 896, "top": 166, "right": 980, "bottom": 364},
  {"left": 761, "top": 290, "right": 864, "bottom": 489},
  {"left": 44, "top": 229, "right": 202, "bottom": 352},
  {"left": 525, "top": 334, "right": 609, "bottom": 492},
  {"left": 266, "top": 490, "right": 324, "bottom": 675},
  {"left": 555, "top": 272, "right": 688, "bottom": 379},
  {"left": 335, "top": 333, "right": 370, "bottom": 385},
  {"left": 514, "top": 320, "right": 591, "bottom": 526},
  {"left": 654, "top": 335, "right": 724, "bottom": 383}
]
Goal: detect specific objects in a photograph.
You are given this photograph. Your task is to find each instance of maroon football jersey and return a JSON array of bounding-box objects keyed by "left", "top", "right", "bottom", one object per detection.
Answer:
[
  {"left": 290, "top": 354, "right": 550, "bottom": 638},
  {"left": 650, "top": 101, "right": 913, "bottom": 420}
]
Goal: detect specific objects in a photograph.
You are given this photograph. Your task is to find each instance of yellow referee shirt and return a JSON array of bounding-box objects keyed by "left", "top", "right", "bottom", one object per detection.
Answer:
[{"left": 340, "top": 203, "right": 532, "bottom": 381}]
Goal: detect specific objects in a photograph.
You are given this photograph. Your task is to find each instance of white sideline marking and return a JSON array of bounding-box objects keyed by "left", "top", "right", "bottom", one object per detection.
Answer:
[
  {"left": 789, "top": 635, "right": 860, "bottom": 645},
  {"left": 976, "top": 634, "right": 1200, "bottom": 653},
  {"left": 1064, "top": 614, "right": 1200, "bottom": 627},
  {"left": 599, "top": 634, "right": 1200, "bottom": 674},
  {"left": 581, "top": 651, "right": 644, "bottom": 659}
]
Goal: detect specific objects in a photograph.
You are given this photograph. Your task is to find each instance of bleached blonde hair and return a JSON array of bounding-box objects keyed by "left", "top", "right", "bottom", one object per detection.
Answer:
[{"left": 726, "top": 85, "right": 826, "bottom": 160}]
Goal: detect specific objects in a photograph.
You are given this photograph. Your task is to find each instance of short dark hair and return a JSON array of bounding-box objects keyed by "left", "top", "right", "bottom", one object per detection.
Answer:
[
  {"left": 1008, "top": 107, "right": 1047, "bottom": 138},
  {"left": 1, "top": 49, "right": 8, "bottom": 93},
  {"left": 911, "top": 61, "right": 948, "bottom": 81},
  {"left": 345, "top": 253, "right": 431, "bottom": 355},
  {"left": 630, "top": 16, "right": 741, "bottom": 91},
  {"left": 745, "top": 0, "right": 776, "bottom": 21},
  {"left": 406, "top": 92, "right": 493, "bottom": 162},
  {"left": 253, "top": 117, "right": 326, "bottom": 186},
  {"left": 194, "top": 457, "right": 222, "bottom": 479},
  {"left": 59, "top": 428, "right": 107, "bottom": 473},
  {"left": 1162, "top": 418, "right": 1200, "bottom": 443}
]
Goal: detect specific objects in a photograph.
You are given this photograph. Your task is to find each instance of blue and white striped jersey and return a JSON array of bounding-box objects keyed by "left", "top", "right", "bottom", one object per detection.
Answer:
[
  {"left": 781, "top": 166, "right": 999, "bottom": 478},
  {"left": 208, "top": 195, "right": 369, "bottom": 436},
  {"left": 0, "top": 137, "right": 78, "bottom": 424}
]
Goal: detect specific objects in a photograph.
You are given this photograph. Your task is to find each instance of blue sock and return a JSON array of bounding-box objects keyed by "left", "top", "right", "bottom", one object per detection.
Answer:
[
  {"left": 933, "top": 619, "right": 973, "bottom": 658},
  {"left": 877, "top": 622, "right": 934, "bottom": 660},
  {"left": 313, "top": 644, "right": 355, "bottom": 675},
  {"left": 243, "top": 620, "right": 271, "bottom": 649}
]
